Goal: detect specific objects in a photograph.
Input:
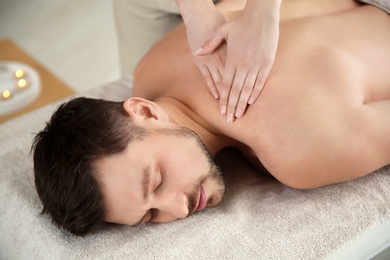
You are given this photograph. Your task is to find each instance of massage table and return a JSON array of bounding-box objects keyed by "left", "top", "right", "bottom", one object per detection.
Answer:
[{"left": 1, "top": 77, "right": 389, "bottom": 259}]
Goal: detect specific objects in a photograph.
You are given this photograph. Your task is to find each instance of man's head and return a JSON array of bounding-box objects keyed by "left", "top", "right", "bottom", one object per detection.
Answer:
[{"left": 32, "top": 97, "right": 225, "bottom": 236}]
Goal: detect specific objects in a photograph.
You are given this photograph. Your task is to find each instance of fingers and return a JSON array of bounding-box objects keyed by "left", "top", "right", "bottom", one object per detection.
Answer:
[
  {"left": 220, "top": 67, "right": 270, "bottom": 123},
  {"left": 248, "top": 66, "right": 271, "bottom": 105},
  {"left": 224, "top": 70, "right": 248, "bottom": 123},
  {"left": 234, "top": 70, "right": 257, "bottom": 117},
  {"left": 193, "top": 26, "right": 227, "bottom": 56},
  {"left": 218, "top": 66, "right": 236, "bottom": 118},
  {"left": 197, "top": 60, "right": 223, "bottom": 99}
]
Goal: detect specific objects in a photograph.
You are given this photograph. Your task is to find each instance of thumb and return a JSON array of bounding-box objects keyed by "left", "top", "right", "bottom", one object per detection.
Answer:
[{"left": 193, "top": 27, "right": 226, "bottom": 56}]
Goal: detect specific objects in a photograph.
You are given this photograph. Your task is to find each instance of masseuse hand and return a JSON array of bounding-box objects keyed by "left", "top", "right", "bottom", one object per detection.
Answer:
[
  {"left": 194, "top": 0, "right": 280, "bottom": 122},
  {"left": 176, "top": 0, "right": 227, "bottom": 100}
]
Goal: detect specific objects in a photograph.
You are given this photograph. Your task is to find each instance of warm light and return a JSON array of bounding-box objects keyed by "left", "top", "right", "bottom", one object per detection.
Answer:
[
  {"left": 14, "top": 69, "right": 24, "bottom": 78},
  {"left": 2, "top": 90, "right": 11, "bottom": 99},
  {"left": 17, "top": 78, "right": 27, "bottom": 88}
]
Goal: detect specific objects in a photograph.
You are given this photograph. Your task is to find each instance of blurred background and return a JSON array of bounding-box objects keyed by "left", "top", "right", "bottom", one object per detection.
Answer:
[{"left": 0, "top": 0, "right": 120, "bottom": 94}]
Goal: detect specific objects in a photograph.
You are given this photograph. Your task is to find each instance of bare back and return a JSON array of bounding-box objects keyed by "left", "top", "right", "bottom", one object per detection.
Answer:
[{"left": 133, "top": 0, "right": 390, "bottom": 188}]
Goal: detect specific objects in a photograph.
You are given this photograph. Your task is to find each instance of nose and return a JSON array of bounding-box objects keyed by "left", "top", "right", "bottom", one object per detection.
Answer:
[{"left": 152, "top": 192, "right": 189, "bottom": 223}]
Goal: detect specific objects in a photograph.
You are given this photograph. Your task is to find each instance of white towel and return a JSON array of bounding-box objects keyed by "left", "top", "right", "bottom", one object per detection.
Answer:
[{"left": 1, "top": 78, "right": 389, "bottom": 260}]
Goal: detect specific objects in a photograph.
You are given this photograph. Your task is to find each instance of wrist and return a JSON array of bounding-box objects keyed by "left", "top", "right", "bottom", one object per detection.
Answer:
[{"left": 176, "top": 0, "right": 216, "bottom": 24}]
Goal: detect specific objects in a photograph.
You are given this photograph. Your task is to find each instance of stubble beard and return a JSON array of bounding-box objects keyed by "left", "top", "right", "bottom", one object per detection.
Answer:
[{"left": 158, "top": 126, "right": 226, "bottom": 214}]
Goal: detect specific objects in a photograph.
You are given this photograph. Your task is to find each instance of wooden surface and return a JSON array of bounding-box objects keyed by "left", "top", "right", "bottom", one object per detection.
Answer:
[{"left": 0, "top": 39, "right": 74, "bottom": 123}]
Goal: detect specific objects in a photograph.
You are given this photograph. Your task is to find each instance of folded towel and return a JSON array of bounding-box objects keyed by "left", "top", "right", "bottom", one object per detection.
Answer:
[{"left": 1, "top": 78, "right": 389, "bottom": 259}]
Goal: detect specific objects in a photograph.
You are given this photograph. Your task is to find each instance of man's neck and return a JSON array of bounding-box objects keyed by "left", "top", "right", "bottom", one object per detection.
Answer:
[{"left": 154, "top": 97, "right": 233, "bottom": 156}]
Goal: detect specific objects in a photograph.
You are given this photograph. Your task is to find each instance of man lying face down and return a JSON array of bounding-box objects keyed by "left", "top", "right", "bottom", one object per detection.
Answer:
[{"left": 32, "top": 0, "right": 390, "bottom": 236}]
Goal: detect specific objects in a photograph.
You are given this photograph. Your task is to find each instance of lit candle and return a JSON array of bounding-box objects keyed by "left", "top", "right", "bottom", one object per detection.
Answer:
[
  {"left": 2, "top": 90, "right": 11, "bottom": 99},
  {"left": 14, "top": 69, "right": 24, "bottom": 78},
  {"left": 17, "top": 79, "right": 27, "bottom": 88}
]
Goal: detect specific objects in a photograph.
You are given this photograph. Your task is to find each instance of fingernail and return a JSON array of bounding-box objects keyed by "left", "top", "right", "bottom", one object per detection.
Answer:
[
  {"left": 235, "top": 108, "right": 242, "bottom": 118},
  {"left": 212, "top": 90, "right": 219, "bottom": 99},
  {"left": 248, "top": 97, "right": 255, "bottom": 105},
  {"left": 221, "top": 105, "right": 226, "bottom": 115},
  {"left": 193, "top": 47, "right": 203, "bottom": 56},
  {"left": 227, "top": 113, "right": 234, "bottom": 123}
]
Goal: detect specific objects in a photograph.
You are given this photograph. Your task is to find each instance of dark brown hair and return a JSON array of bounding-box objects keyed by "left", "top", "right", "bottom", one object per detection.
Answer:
[{"left": 31, "top": 97, "right": 146, "bottom": 236}]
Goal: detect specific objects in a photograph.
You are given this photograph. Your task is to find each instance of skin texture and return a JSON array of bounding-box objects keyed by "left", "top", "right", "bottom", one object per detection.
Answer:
[
  {"left": 98, "top": 0, "right": 390, "bottom": 226},
  {"left": 176, "top": 0, "right": 281, "bottom": 122},
  {"left": 133, "top": 0, "right": 390, "bottom": 188},
  {"left": 96, "top": 99, "right": 225, "bottom": 226}
]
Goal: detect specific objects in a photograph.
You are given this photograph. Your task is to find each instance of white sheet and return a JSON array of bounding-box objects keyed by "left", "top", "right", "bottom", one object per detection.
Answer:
[{"left": 1, "top": 77, "right": 389, "bottom": 259}]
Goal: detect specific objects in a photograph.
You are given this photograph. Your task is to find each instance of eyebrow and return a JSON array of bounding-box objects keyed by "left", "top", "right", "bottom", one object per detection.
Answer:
[
  {"left": 131, "top": 165, "right": 151, "bottom": 227},
  {"left": 142, "top": 165, "right": 151, "bottom": 200}
]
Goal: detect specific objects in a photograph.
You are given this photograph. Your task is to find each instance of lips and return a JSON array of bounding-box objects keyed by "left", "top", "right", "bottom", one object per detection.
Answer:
[{"left": 195, "top": 187, "right": 207, "bottom": 211}]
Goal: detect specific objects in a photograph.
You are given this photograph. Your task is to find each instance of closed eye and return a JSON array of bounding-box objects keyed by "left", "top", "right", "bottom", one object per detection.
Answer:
[
  {"left": 149, "top": 170, "right": 163, "bottom": 222},
  {"left": 154, "top": 169, "right": 163, "bottom": 192}
]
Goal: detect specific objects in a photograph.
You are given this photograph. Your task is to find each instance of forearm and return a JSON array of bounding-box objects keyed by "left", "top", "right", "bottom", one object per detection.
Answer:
[{"left": 176, "top": 0, "right": 216, "bottom": 24}]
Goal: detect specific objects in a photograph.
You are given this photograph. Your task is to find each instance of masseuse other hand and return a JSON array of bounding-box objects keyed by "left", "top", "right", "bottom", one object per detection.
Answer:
[
  {"left": 194, "top": 0, "right": 281, "bottom": 122},
  {"left": 177, "top": 0, "right": 227, "bottom": 100}
]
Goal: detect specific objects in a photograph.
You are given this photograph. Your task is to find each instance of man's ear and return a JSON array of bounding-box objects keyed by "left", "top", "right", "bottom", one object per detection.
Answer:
[{"left": 123, "top": 97, "right": 169, "bottom": 122}]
